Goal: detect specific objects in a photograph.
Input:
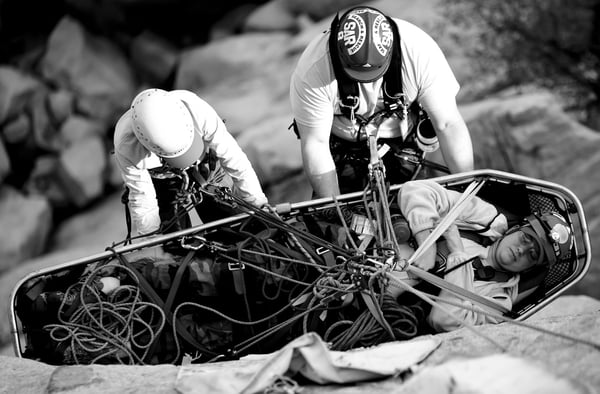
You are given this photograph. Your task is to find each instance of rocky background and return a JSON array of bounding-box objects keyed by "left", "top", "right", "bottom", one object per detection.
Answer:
[{"left": 0, "top": 0, "right": 600, "bottom": 389}]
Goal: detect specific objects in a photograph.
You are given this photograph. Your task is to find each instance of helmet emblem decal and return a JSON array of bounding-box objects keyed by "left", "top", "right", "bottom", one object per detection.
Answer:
[
  {"left": 341, "top": 14, "right": 367, "bottom": 56},
  {"left": 372, "top": 15, "right": 392, "bottom": 56}
]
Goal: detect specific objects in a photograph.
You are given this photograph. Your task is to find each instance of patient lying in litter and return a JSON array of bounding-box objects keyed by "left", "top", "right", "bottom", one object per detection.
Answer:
[
  {"left": 13, "top": 176, "right": 578, "bottom": 366},
  {"left": 386, "top": 180, "right": 573, "bottom": 332}
]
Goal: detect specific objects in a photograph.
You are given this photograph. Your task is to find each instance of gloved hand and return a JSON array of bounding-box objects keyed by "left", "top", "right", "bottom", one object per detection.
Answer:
[{"left": 317, "top": 204, "right": 353, "bottom": 225}]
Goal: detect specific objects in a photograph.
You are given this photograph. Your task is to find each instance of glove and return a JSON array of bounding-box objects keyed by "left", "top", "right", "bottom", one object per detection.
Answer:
[{"left": 317, "top": 205, "right": 353, "bottom": 225}]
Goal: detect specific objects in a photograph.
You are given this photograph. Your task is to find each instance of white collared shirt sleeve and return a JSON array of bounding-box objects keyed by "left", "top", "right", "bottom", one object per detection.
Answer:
[
  {"left": 173, "top": 90, "right": 268, "bottom": 207},
  {"left": 113, "top": 111, "right": 162, "bottom": 236},
  {"left": 398, "top": 180, "right": 508, "bottom": 237}
]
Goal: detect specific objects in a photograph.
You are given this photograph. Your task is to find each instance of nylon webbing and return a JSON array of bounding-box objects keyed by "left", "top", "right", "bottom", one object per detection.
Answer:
[
  {"left": 106, "top": 247, "right": 217, "bottom": 359},
  {"left": 407, "top": 265, "right": 510, "bottom": 314}
]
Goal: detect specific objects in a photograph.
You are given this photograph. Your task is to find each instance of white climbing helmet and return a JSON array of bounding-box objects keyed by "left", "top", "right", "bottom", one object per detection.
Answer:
[{"left": 131, "top": 88, "right": 205, "bottom": 168}]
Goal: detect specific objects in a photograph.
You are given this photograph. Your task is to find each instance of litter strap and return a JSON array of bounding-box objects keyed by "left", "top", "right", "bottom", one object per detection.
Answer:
[
  {"left": 105, "top": 247, "right": 217, "bottom": 359},
  {"left": 406, "top": 265, "right": 510, "bottom": 314}
]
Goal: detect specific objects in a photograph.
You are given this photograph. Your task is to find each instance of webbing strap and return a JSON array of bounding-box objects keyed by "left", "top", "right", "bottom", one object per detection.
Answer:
[
  {"left": 107, "top": 248, "right": 216, "bottom": 359},
  {"left": 328, "top": 12, "right": 358, "bottom": 118},
  {"left": 145, "top": 249, "right": 196, "bottom": 360},
  {"left": 360, "top": 291, "right": 395, "bottom": 339},
  {"left": 407, "top": 265, "right": 510, "bottom": 314},
  {"left": 165, "top": 250, "right": 197, "bottom": 316}
]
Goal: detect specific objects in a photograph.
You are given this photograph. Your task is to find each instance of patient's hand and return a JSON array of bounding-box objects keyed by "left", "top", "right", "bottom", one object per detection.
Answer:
[
  {"left": 385, "top": 270, "right": 420, "bottom": 298},
  {"left": 446, "top": 251, "right": 470, "bottom": 269}
]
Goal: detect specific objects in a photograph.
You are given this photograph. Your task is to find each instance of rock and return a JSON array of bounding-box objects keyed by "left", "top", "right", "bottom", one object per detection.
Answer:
[
  {"left": 129, "top": 31, "right": 179, "bottom": 86},
  {"left": 29, "top": 89, "right": 61, "bottom": 152},
  {"left": 39, "top": 16, "right": 136, "bottom": 124},
  {"left": 25, "top": 155, "right": 70, "bottom": 207},
  {"left": 0, "top": 185, "right": 52, "bottom": 273},
  {"left": 192, "top": 65, "right": 294, "bottom": 137},
  {"left": 286, "top": 0, "right": 367, "bottom": 20},
  {"left": 210, "top": 4, "right": 259, "bottom": 40},
  {"left": 2, "top": 113, "right": 31, "bottom": 144},
  {"left": 58, "top": 115, "right": 106, "bottom": 147},
  {"left": 50, "top": 190, "right": 127, "bottom": 252},
  {"left": 243, "top": 0, "right": 300, "bottom": 33},
  {"left": 266, "top": 171, "right": 312, "bottom": 204},
  {"left": 237, "top": 113, "right": 302, "bottom": 188},
  {"left": 47, "top": 89, "right": 75, "bottom": 126},
  {"left": 56, "top": 136, "right": 107, "bottom": 208},
  {"left": 402, "top": 354, "right": 583, "bottom": 394},
  {"left": 425, "top": 307, "right": 600, "bottom": 390},
  {"left": 527, "top": 294, "right": 600, "bottom": 320},
  {"left": 0, "top": 138, "right": 10, "bottom": 184},
  {"left": 0, "top": 299, "right": 597, "bottom": 393},
  {"left": 0, "top": 354, "right": 55, "bottom": 394},
  {"left": 46, "top": 364, "right": 179, "bottom": 394},
  {"left": 175, "top": 31, "right": 292, "bottom": 94},
  {"left": 0, "top": 66, "right": 42, "bottom": 125}
]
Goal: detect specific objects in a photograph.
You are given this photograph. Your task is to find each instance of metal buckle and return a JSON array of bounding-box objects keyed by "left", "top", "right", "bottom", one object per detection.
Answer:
[
  {"left": 340, "top": 95, "right": 359, "bottom": 122},
  {"left": 180, "top": 235, "right": 206, "bottom": 250},
  {"left": 340, "top": 95, "right": 359, "bottom": 110},
  {"left": 315, "top": 247, "right": 330, "bottom": 256},
  {"left": 228, "top": 262, "right": 245, "bottom": 271}
]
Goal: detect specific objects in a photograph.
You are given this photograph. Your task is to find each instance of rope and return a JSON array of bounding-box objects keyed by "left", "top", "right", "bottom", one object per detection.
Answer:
[
  {"left": 428, "top": 294, "right": 600, "bottom": 351},
  {"left": 385, "top": 271, "right": 508, "bottom": 351},
  {"left": 36, "top": 168, "right": 596, "bottom": 369},
  {"left": 43, "top": 263, "right": 166, "bottom": 365},
  {"left": 324, "top": 294, "right": 423, "bottom": 351}
]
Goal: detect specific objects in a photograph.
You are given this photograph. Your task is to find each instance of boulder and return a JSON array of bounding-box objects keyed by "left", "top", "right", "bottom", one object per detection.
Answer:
[
  {"left": 47, "top": 89, "right": 75, "bottom": 126},
  {"left": 29, "top": 89, "right": 61, "bottom": 152},
  {"left": 0, "top": 66, "right": 42, "bottom": 125},
  {"left": 0, "top": 139, "right": 10, "bottom": 184},
  {"left": 129, "top": 31, "right": 179, "bottom": 86},
  {"left": 39, "top": 16, "right": 136, "bottom": 124},
  {"left": 1, "top": 113, "right": 31, "bottom": 144},
  {"left": 243, "top": 0, "right": 300, "bottom": 32},
  {"left": 237, "top": 113, "right": 302, "bottom": 189},
  {"left": 56, "top": 136, "right": 107, "bottom": 208},
  {"left": 58, "top": 115, "right": 106, "bottom": 147},
  {"left": 175, "top": 31, "right": 292, "bottom": 94},
  {"left": 0, "top": 185, "right": 52, "bottom": 273}
]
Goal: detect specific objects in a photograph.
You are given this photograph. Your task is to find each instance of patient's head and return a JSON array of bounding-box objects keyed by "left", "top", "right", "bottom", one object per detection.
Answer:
[{"left": 491, "top": 212, "right": 573, "bottom": 273}]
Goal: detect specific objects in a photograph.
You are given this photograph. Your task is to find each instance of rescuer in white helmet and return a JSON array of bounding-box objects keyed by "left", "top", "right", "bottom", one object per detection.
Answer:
[{"left": 113, "top": 88, "right": 268, "bottom": 237}]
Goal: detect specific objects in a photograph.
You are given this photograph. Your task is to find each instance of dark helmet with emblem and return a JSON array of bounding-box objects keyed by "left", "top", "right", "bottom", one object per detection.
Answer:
[
  {"left": 335, "top": 6, "right": 394, "bottom": 82},
  {"left": 521, "top": 211, "right": 573, "bottom": 266}
]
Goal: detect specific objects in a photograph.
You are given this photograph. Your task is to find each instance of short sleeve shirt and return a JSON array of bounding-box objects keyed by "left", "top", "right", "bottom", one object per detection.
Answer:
[{"left": 290, "top": 19, "right": 460, "bottom": 141}]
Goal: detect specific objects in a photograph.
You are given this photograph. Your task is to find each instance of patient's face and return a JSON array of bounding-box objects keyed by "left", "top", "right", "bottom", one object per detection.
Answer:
[{"left": 494, "top": 230, "right": 541, "bottom": 272}]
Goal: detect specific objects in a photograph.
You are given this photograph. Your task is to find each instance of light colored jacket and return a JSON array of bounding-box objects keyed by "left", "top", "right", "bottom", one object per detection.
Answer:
[
  {"left": 113, "top": 90, "right": 268, "bottom": 236},
  {"left": 398, "top": 180, "right": 519, "bottom": 332}
]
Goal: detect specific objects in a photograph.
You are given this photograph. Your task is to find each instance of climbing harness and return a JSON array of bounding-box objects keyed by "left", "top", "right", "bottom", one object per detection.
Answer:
[{"left": 289, "top": 8, "right": 446, "bottom": 189}]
